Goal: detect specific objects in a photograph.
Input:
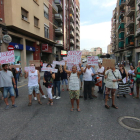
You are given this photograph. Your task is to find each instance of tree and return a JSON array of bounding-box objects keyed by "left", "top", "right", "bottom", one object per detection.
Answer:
[{"left": 97, "top": 54, "right": 102, "bottom": 58}]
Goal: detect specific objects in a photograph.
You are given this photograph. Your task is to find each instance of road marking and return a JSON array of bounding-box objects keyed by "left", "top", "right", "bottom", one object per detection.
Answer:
[{"left": 17, "top": 83, "right": 28, "bottom": 89}]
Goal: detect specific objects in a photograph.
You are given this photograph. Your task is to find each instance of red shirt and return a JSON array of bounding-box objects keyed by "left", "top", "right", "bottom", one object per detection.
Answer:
[{"left": 40, "top": 62, "right": 43, "bottom": 66}]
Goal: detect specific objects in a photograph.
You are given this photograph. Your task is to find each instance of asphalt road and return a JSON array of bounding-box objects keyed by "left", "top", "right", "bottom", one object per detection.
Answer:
[{"left": 0, "top": 65, "right": 140, "bottom": 140}]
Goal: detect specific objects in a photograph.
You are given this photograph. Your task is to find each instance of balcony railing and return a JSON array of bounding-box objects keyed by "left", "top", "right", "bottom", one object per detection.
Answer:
[
  {"left": 70, "top": 22, "right": 74, "bottom": 29},
  {"left": 76, "top": 43, "right": 80, "bottom": 47},
  {"left": 55, "top": 14, "right": 63, "bottom": 22},
  {"left": 55, "top": 40, "right": 63, "bottom": 47},
  {"left": 70, "top": 6, "right": 74, "bottom": 14},
  {"left": 52, "top": 1, "right": 58, "bottom": 13},
  {"left": 126, "top": 7, "right": 135, "bottom": 17},
  {"left": 136, "top": 28, "right": 140, "bottom": 35},
  {"left": 70, "top": 31, "right": 74, "bottom": 37},
  {"left": 125, "top": 20, "right": 134, "bottom": 27},
  {"left": 54, "top": 0, "right": 63, "bottom": 11},
  {"left": 120, "top": 0, "right": 126, "bottom": 7},
  {"left": 55, "top": 28, "right": 63, "bottom": 35},
  {"left": 70, "top": 39, "right": 74, "bottom": 44}
]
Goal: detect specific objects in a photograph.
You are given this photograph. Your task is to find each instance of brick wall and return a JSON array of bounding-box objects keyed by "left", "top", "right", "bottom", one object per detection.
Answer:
[{"left": 0, "top": 0, "right": 4, "bottom": 22}]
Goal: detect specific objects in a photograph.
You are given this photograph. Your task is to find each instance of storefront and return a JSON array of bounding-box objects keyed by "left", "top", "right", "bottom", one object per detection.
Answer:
[
  {"left": 9, "top": 42, "right": 23, "bottom": 64},
  {"left": 26, "top": 46, "right": 35, "bottom": 66},
  {"left": 41, "top": 44, "right": 53, "bottom": 63}
]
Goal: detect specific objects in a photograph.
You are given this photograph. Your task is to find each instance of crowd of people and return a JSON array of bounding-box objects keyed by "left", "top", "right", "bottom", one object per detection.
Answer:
[{"left": 0, "top": 60, "right": 140, "bottom": 111}]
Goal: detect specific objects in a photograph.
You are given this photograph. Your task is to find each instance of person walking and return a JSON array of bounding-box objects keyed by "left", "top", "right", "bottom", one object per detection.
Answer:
[
  {"left": 83, "top": 64, "right": 94, "bottom": 100},
  {"left": 0, "top": 64, "right": 17, "bottom": 109},
  {"left": 134, "top": 60, "right": 140, "bottom": 99},
  {"left": 61, "top": 66, "right": 68, "bottom": 91},
  {"left": 104, "top": 64, "right": 122, "bottom": 109},
  {"left": 43, "top": 64, "right": 55, "bottom": 105},
  {"left": 128, "top": 65, "right": 135, "bottom": 96},
  {"left": 53, "top": 65, "right": 62, "bottom": 99},
  {"left": 117, "top": 64, "right": 128, "bottom": 98},
  {"left": 96, "top": 62, "right": 105, "bottom": 93},
  {"left": 15, "top": 61, "right": 20, "bottom": 82},
  {"left": 24, "top": 64, "right": 42, "bottom": 106},
  {"left": 64, "top": 62, "right": 83, "bottom": 112}
]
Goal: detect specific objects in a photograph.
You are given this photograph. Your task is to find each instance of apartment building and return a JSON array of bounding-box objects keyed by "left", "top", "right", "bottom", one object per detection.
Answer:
[
  {"left": 90, "top": 47, "right": 102, "bottom": 55},
  {"left": 107, "top": 44, "right": 113, "bottom": 54},
  {"left": 111, "top": 0, "right": 137, "bottom": 65},
  {"left": 0, "top": 0, "right": 80, "bottom": 70}
]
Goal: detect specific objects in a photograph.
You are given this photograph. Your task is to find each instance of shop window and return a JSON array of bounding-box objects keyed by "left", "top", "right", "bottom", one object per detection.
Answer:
[
  {"left": 21, "top": 8, "right": 28, "bottom": 21},
  {"left": 44, "top": 4, "right": 49, "bottom": 19},
  {"left": 34, "top": 17, "right": 39, "bottom": 27},
  {"left": 44, "top": 25, "right": 49, "bottom": 38}
]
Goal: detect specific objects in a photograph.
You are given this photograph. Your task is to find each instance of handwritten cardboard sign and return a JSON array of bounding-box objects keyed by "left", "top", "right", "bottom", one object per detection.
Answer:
[
  {"left": 41, "top": 67, "right": 58, "bottom": 73},
  {"left": 29, "top": 60, "right": 40, "bottom": 67},
  {"left": 102, "top": 59, "right": 115, "bottom": 69},
  {"left": 67, "top": 51, "right": 82, "bottom": 64},
  {"left": 87, "top": 56, "right": 98, "bottom": 65},
  {"left": 24, "top": 66, "right": 35, "bottom": 72},
  {"left": 0, "top": 50, "right": 15, "bottom": 64}
]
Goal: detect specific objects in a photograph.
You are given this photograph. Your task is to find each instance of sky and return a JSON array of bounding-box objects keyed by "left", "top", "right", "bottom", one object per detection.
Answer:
[{"left": 80, "top": 0, "right": 117, "bottom": 53}]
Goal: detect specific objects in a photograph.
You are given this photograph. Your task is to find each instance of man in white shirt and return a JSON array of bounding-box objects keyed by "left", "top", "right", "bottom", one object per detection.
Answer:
[
  {"left": 96, "top": 63, "right": 105, "bottom": 93},
  {"left": 83, "top": 64, "right": 94, "bottom": 100},
  {"left": 104, "top": 64, "right": 122, "bottom": 109}
]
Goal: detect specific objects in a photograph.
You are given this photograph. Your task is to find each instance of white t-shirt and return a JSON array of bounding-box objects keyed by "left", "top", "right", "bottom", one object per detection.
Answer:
[
  {"left": 97, "top": 66, "right": 105, "bottom": 76},
  {"left": 83, "top": 68, "right": 93, "bottom": 81},
  {"left": 128, "top": 69, "right": 135, "bottom": 79},
  {"left": 15, "top": 64, "right": 20, "bottom": 71}
]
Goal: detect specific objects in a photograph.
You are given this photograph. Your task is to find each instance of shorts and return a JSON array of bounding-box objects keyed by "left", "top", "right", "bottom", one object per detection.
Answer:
[
  {"left": 62, "top": 79, "right": 68, "bottom": 85},
  {"left": 28, "top": 85, "right": 39, "bottom": 95},
  {"left": 3, "top": 87, "right": 15, "bottom": 98},
  {"left": 69, "top": 90, "right": 80, "bottom": 99},
  {"left": 105, "top": 87, "right": 116, "bottom": 95}
]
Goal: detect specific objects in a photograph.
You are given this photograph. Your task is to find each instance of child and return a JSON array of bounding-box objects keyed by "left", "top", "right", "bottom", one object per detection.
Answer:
[{"left": 64, "top": 62, "right": 83, "bottom": 112}]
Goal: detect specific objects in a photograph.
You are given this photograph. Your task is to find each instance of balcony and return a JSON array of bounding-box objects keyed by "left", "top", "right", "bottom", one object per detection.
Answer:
[
  {"left": 70, "top": 6, "right": 74, "bottom": 14},
  {"left": 127, "top": 0, "right": 135, "bottom": 6},
  {"left": 70, "top": 31, "right": 74, "bottom": 37},
  {"left": 76, "top": 36, "right": 80, "bottom": 41},
  {"left": 76, "top": 43, "right": 80, "bottom": 47},
  {"left": 125, "top": 36, "right": 135, "bottom": 48},
  {"left": 70, "top": 22, "right": 74, "bottom": 29},
  {"left": 136, "top": 28, "right": 140, "bottom": 35},
  {"left": 70, "top": 15, "right": 74, "bottom": 22},
  {"left": 119, "top": 0, "right": 126, "bottom": 8},
  {"left": 76, "top": 30, "right": 80, "bottom": 36},
  {"left": 70, "top": 39, "right": 74, "bottom": 45},
  {"left": 118, "top": 23, "right": 124, "bottom": 32},
  {"left": 71, "top": 0, "right": 74, "bottom": 7},
  {"left": 55, "top": 40, "right": 63, "bottom": 47},
  {"left": 76, "top": 25, "right": 79, "bottom": 31},
  {"left": 55, "top": 14, "right": 63, "bottom": 22},
  {"left": 55, "top": 28, "right": 63, "bottom": 35},
  {"left": 126, "top": 19, "right": 134, "bottom": 28},
  {"left": 137, "top": 10, "right": 140, "bottom": 21},
  {"left": 52, "top": 1, "right": 58, "bottom": 13},
  {"left": 54, "top": 0, "right": 63, "bottom": 11},
  {"left": 126, "top": 7, "right": 135, "bottom": 17}
]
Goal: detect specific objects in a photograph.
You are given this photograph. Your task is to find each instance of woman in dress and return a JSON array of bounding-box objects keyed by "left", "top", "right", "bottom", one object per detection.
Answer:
[{"left": 43, "top": 64, "right": 55, "bottom": 105}]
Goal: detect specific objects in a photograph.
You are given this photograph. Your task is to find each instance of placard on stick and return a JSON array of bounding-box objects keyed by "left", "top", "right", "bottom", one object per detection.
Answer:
[{"left": 102, "top": 59, "right": 115, "bottom": 69}]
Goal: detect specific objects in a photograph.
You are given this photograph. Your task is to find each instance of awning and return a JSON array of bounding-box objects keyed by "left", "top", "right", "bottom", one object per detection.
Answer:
[
  {"left": 118, "top": 23, "right": 124, "bottom": 30},
  {"left": 119, "top": 41, "right": 124, "bottom": 48}
]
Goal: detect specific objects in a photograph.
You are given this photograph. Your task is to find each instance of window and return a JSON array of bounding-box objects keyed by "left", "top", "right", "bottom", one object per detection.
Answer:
[
  {"left": 21, "top": 8, "right": 28, "bottom": 21},
  {"left": 44, "top": 4, "right": 49, "bottom": 19},
  {"left": 34, "top": 17, "right": 39, "bottom": 27},
  {"left": 44, "top": 25, "right": 49, "bottom": 38}
]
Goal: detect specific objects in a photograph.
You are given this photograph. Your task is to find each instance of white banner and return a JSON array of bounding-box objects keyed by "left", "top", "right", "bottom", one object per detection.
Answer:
[
  {"left": 41, "top": 67, "right": 58, "bottom": 73},
  {"left": 24, "top": 66, "right": 35, "bottom": 72},
  {"left": 87, "top": 56, "right": 98, "bottom": 65}
]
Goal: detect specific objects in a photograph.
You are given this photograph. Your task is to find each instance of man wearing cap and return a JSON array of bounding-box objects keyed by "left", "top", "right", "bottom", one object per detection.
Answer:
[{"left": 135, "top": 60, "right": 140, "bottom": 99}]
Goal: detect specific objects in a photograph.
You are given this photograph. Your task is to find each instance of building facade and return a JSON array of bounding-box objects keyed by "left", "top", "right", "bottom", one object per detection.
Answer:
[
  {"left": 107, "top": 44, "right": 113, "bottom": 54},
  {"left": 90, "top": 47, "right": 102, "bottom": 55},
  {"left": 0, "top": 0, "right": 80, "bottom": 70},
  {"left": 111, "top": 0, "right": 138, "bottom": 65}
]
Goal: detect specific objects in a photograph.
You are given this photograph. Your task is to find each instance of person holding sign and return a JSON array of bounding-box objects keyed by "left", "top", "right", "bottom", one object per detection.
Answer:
[
  {"left": 104, "top": 64, "right": 122, "bottom": 109},
  {"left": 0, "top": 64, "right": 17, "bottom": 110},
  {"left": 43, "top": 64, "right": 55, "bottom": 105},
  {"left": 24, "top": 64, "right": 42, "bottom": 106},
  {"left": 64, "top": 62, "right": 83, "bottom": 112}
]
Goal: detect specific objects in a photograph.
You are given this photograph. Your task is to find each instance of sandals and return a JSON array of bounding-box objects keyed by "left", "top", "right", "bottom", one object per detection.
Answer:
[
  {"left": 38, "top": 101, "right": 42, "bottom": 105},
  {"left": 112, "top": 105, "right": 118, "bottom": 109},
  {"left": 51, "top": 102, "right": 53, "bottom": 106},
  {"left": 105, "top": 105, "right": 110, "bottom": 109},
  {"left": 28, "top": 102, "right": 32, "bottom": 106},
  {"left": 77, "top": 108, "right": 81, "bottom": 112},
  {"left": 70, "top": 108, "right": 74, "bottom": 112}
]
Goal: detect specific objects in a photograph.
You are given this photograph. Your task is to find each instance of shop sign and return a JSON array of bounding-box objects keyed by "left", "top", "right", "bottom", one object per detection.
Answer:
[
  {"left": 3, "top": 35, "right": 12, "bottom": 44},
  {"left": 8, "top": 45, "right": 14, "bottom": 51},
  {"left": 42, "top": 44, "right": 52, "bottom": 53},
  {"left": 26, "top": 46, "right": 35, "bottom": 51},
  {"left": 9, "top": 42, "right": 23, "bottom": 50}
]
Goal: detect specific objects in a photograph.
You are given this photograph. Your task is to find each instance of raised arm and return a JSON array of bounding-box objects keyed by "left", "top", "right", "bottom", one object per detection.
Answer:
[
  {"left": 24, "top": 71, "right": 28, "bottom": 79},
  {"left": 64, "top": 61, "right": 71, "bottom": 74}
]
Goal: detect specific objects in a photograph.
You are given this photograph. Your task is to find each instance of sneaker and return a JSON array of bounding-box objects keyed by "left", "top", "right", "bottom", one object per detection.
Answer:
[
  {"left": 42, "top": 95, "right": 47, "bottom": 99},
  {"left": 34, "top": 97, "right": 37, "bottom": 101},
  {"left": 5, "top": 105, "right": 9, "bottom": 110},
  {"left": 53, "top": 96, "right": 56, "bottom": 99},
  {"left": 12, "top": 104, "right": 17, "bottom": 108},
  {"left": 56, "top": 96, "right": 61, "bottom": 100}
]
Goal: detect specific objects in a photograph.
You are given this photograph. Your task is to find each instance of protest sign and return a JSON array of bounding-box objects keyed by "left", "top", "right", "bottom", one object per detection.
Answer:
[
  {"left": 51, "top": 64, "right": 56, "bottom": 68},
  {"left": 24, "top": 66, "right": 35, "bottom": 72},
  {"left": 53, "top": 61, "right": 65, "bottom": 66},
  {"left": 29, "top": 60, "right": 40, "bottom": 67},
  {"left": 41, "top": 67, "right": 58, "bottom": 73},
  {"left": 87, "top": 56, "right": 98, "bottom": 65},
  {"left": 43, "top": 63, "right": 48, "bottom": 67},
  {"left": 67, "top": 51, "right": 82, "bottom": 64},
  {"left": 0, "top": 50, "right": 15, "bottom": 64},
  {"left": 102, "top": 59, "right": 115, "bottom": 69},
  {"left": 63, "top": 57, "right": 67, "bottom": 61}
]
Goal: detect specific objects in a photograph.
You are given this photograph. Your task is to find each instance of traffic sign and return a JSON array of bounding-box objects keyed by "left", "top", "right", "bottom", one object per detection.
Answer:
[{"left": 8, "top": 45, "right": 14, "bottom": 51}]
